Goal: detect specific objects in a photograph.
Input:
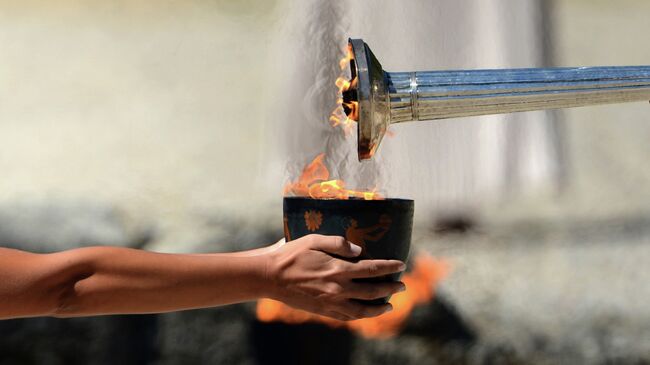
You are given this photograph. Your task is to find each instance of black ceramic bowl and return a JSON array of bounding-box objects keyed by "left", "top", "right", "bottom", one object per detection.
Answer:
[{"left": 283, "top": 197, "right": 414, "bottom": 304}]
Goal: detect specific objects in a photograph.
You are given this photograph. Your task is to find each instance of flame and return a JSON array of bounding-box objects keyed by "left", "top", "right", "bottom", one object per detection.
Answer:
[
  {"left": 335, "top": 76, "right": 351, "bottom": 91},
  {"left": 331, "top": 84, "right": 357, "bottom": 135},
  {"left": 343, "top": 100, "right": 359, "bottom": 122},
  {"left": 284, "top": 45, "right": 378, "bottom": 199},
  {"left": 256, "top": 254, "right": 451, "bottom": 339},
  {"left": 284, "top": 153, "right": 382, "bottom": 200},
  {"left": 329, "top": 105, "right": 355, "bottom": 136},
  {"left": 329, "top": 45, "right": 358, "bottom": 135},
  {"left": 339, "top": 43, "right": 354, "bottom": 70}
]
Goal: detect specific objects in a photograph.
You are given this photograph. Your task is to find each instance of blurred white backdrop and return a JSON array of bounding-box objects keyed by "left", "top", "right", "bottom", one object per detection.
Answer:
[{"left": 1, "top": 0, "right": 649, "bottom": 245}]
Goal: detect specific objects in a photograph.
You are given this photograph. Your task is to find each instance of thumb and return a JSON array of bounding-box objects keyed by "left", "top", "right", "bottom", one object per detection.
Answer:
[{"left": 310, "top": 235, "right": 362, "bottom": 258}]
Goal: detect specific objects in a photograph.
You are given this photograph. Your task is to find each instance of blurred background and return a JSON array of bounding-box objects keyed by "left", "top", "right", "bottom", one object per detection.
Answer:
[{"left": 1, "top": 0, "right": 649, "bottom": 364}]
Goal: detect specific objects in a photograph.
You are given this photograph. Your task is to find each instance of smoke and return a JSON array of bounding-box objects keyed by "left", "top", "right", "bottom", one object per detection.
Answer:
[
  {"left": 280, "top": 0, "right": 387, "bottom": 196},
  {"left": 277, "top": 0, "right": 558, "bottom": 205}
]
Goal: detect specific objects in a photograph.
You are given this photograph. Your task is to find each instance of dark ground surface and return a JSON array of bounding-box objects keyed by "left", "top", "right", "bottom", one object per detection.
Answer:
[{"left": 2, "top": 199, "right": 650, "bottom": 364}]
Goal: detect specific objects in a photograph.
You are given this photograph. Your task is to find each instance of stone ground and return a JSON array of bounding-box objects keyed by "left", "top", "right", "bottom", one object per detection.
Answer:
[
  {"left": 3, "top": 208, "right": 650, "bottom": 364},
  {"left": 421, "top": 219, "right": 650, "bottom": 363}
]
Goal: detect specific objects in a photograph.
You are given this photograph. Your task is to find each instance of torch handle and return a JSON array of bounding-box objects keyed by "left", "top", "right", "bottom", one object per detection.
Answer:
[{"left": 386, "top": 66, "right": 650, "bottom": 123}]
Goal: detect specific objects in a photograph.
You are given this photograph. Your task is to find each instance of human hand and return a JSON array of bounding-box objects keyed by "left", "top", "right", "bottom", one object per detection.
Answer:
[{"left": 263, "top": 235, "right": 406, "bottom": 321}]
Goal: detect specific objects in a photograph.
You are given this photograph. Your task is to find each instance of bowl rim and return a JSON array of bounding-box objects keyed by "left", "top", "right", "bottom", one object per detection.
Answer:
[
  {"left": 283, "top": 196, "right": 414, "bottom": 212},
  {"left": 283, "top": 196, "right": 413, "bottom": 202}
]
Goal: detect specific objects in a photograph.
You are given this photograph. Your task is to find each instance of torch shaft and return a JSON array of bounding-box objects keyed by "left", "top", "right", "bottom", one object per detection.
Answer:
[{"left": 386, "top": 66, "right": 650, "bottom": 123}]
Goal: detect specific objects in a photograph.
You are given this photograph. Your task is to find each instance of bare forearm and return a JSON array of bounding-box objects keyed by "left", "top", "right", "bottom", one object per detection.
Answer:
[
  {"left": 1, "top": 235, "right": 406, "bottom": 321},
  {"left": 54, "top": 247, "right": 269, "bottom": 317},
  {"left": 47, "top": 247, "right": 268, "bottom": 317}
]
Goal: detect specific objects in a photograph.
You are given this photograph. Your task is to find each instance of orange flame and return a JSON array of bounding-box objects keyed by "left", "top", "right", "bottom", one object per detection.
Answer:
[
  {"left": 284, "top": 45, "right": 377, "bottom": 199},
  {"left": 284, "top": 153, "right": 382, "bottom": 200},
  {"left": 335, "top": 76, "right": 351, "bottom": 91},
  {"left": 343, "top": 100, "right": 359, "bottom": 122},
  {"left": 329, "top": 105, "right": 355, "bottom": 137},
  {"left": 256, "top": 254, "right": 451, "bottom": 339},
  {"left": 339, "top": 43, "right": 354, "bottom": 70},
  {"left": 329, "top": 45, "right": 358, "bottom": 136}
]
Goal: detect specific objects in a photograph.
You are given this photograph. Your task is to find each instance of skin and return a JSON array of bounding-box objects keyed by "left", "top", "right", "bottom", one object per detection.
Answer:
[{"left": 0, "top": 234, "right": 406, "bottom": 321}]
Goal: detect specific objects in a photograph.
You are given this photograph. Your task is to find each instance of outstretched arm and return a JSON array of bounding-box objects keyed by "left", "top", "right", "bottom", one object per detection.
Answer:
[{"left": 0, "top": 235, "right": 405, "bottom": 321}]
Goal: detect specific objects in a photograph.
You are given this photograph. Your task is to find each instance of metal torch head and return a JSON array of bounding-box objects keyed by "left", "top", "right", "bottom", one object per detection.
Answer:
[
  {"left": 346, "top": 39, "right": 390, "bottom": 161},
  {"left": 345, "top": 38, "right": 650, "bottom": 161}
]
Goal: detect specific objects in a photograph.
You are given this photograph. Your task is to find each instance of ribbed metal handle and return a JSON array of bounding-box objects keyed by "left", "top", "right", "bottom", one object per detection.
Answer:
[
  {"left": 387, "top": 66, "right": 650, "bottom": 123},
  {"left": 348, "top": 38, "right": 650, "bottom": 160}
]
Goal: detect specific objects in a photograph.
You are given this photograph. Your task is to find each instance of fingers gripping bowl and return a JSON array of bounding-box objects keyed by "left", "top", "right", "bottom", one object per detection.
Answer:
[{"left": 283, "top": 197, "right": 414, "bottom": 304}]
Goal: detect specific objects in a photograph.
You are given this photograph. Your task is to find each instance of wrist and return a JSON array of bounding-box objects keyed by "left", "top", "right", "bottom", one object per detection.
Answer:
[{"left": 259, "top": 249, "right": 281, "bottom": 300}]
